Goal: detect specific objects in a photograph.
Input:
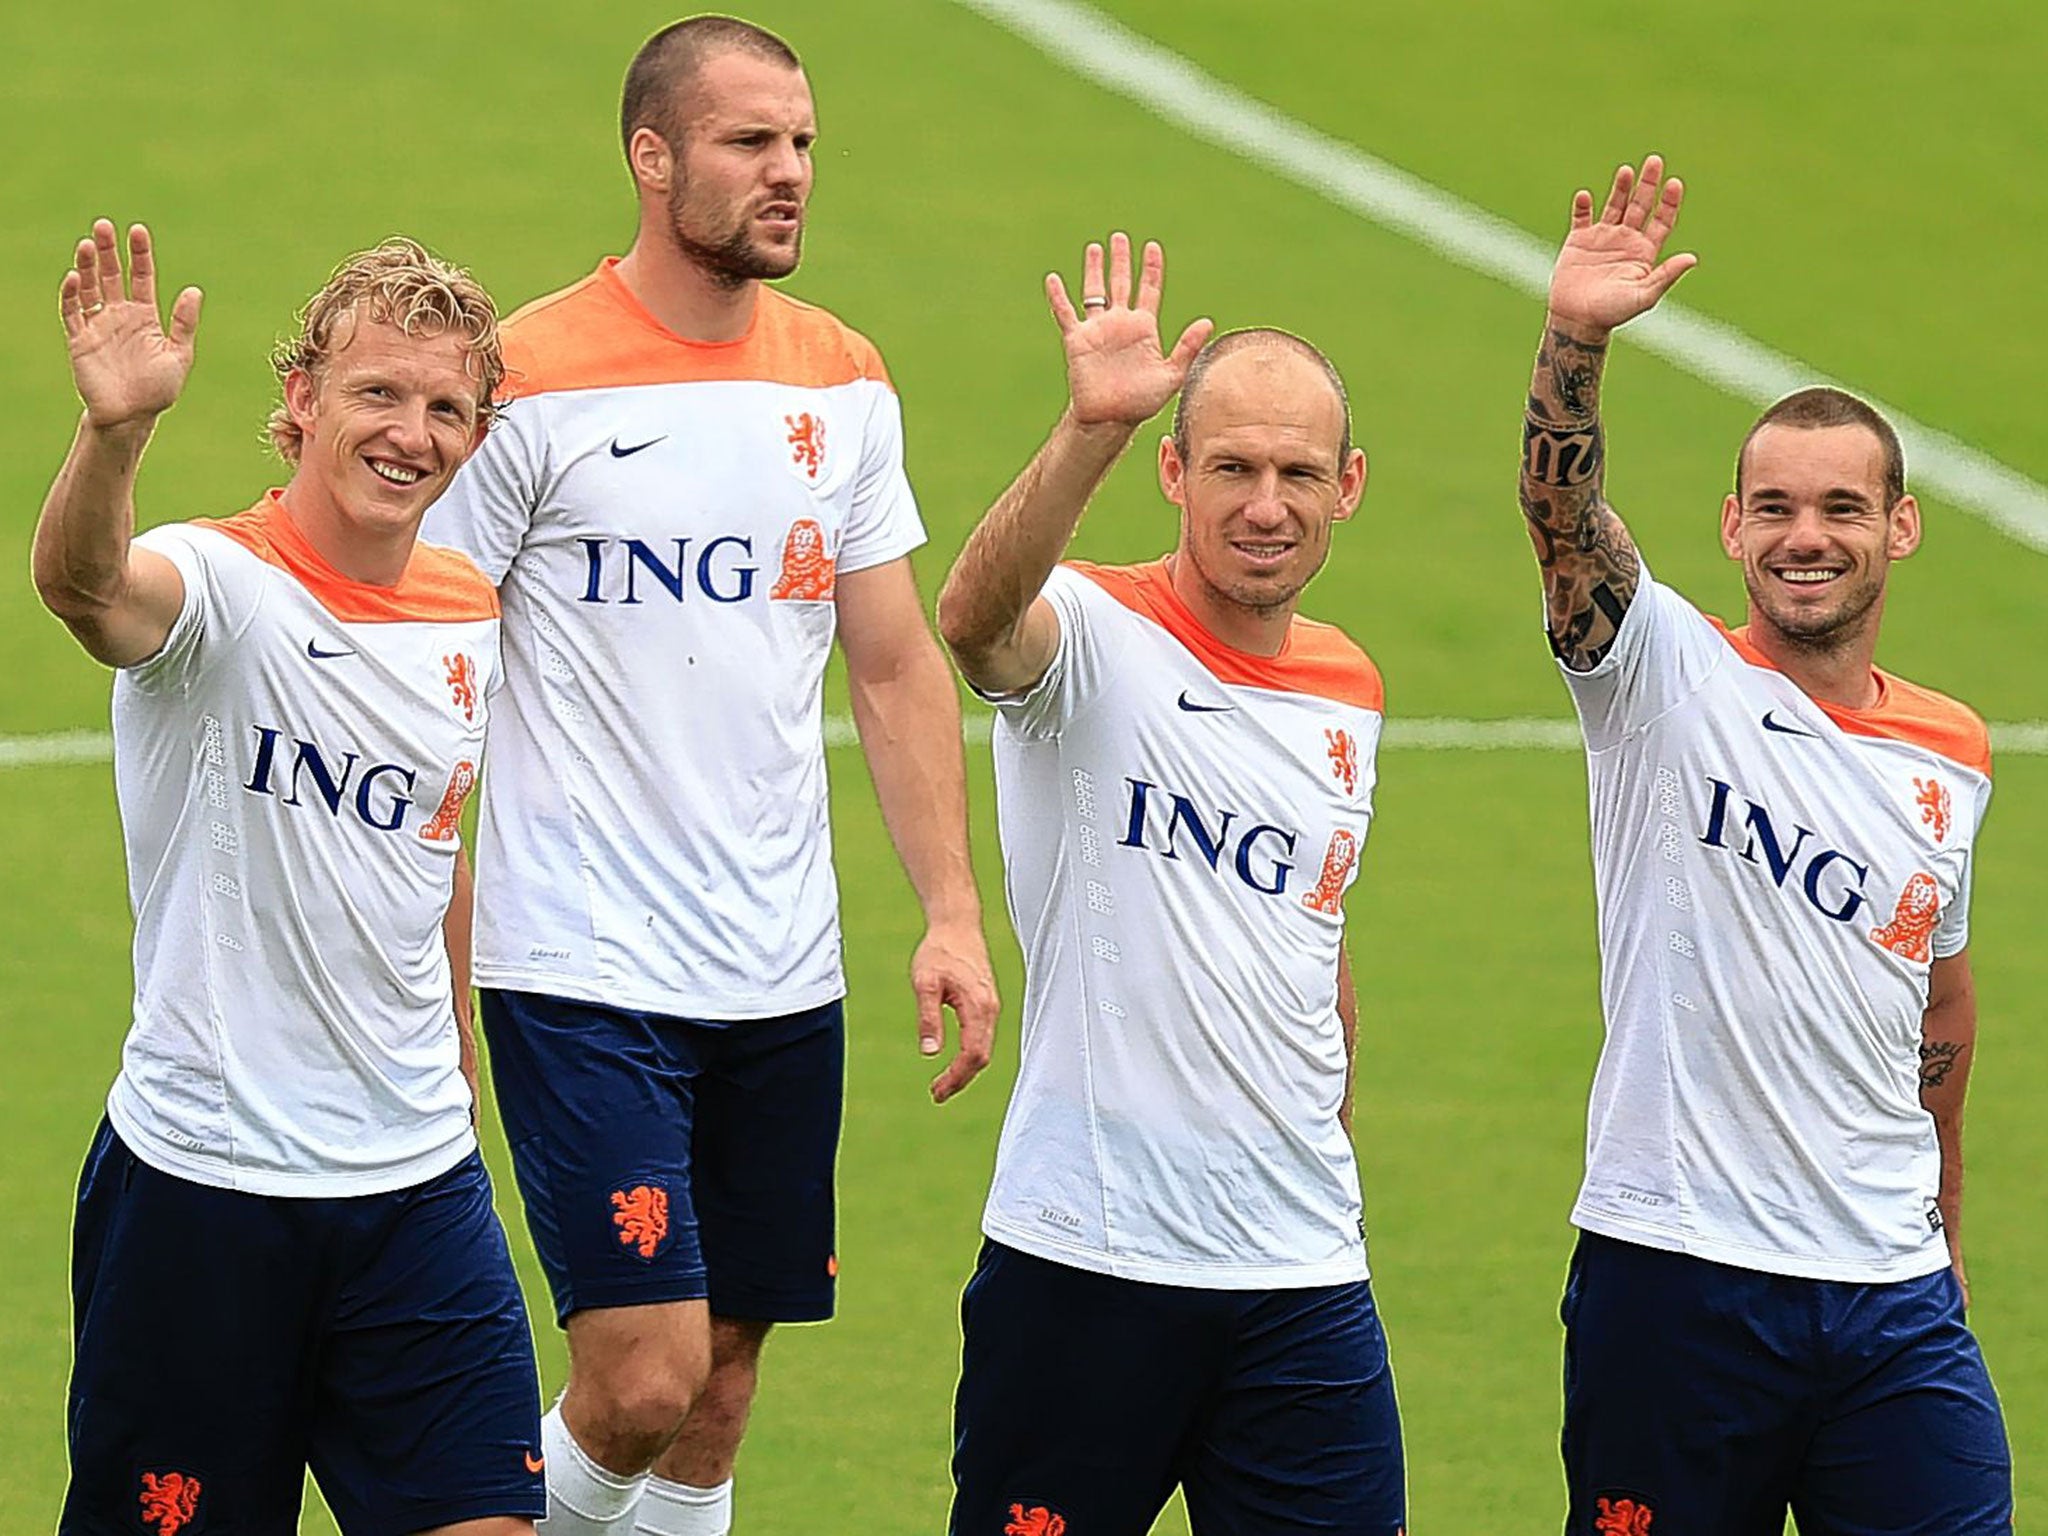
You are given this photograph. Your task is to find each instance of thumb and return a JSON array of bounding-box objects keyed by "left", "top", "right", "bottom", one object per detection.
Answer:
[
  {"left": 1166, "top": 316, "right": 1215, "bottom": 377},
  {"left": 169, "top": 286, "right": 204, "bottom": 350}
]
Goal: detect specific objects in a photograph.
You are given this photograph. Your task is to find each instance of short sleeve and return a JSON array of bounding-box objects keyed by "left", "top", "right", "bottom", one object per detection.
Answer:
[
  {"left": 837, "top": 382, "right": 926, "bottom": 575},
  {"left": 423, "top": 397, "right": 547, "bottom": 584},
  {"left": 123, "top": 524, "right": 265, "bottom": 693},
  {"left": 1557, "top": 567, "right": 1732, "bottom": 752},
  {"left": 977, "top": 566, "right": 1124, "bottom": 742}
]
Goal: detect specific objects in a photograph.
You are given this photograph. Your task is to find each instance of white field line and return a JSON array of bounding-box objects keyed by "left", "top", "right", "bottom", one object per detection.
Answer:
[
  {"left": 949, "top": 0, "right": 2048, "bottom": 555},
  {"left": 8, "top": 717, "right": 2048, "bottom": 770}
]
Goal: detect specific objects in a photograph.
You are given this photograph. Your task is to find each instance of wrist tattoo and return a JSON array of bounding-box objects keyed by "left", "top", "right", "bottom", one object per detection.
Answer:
[{"left": 1920, "top": 1040, "right": 1965, "bottom": 1091}]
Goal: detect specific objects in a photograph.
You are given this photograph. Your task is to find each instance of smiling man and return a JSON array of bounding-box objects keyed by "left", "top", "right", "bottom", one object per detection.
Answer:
[
  {"left": 1518, "top": 157, "right": 2012, "bottom": 1535},
  {"left": 936, "top": 235, "right": 1402, "bottom": 1536},
  {"left": 33, "top": 225, "right": 541, "bottom": 1535},
  {"left": 421, "top": 17, "right": 997, "bottom": 1536}
]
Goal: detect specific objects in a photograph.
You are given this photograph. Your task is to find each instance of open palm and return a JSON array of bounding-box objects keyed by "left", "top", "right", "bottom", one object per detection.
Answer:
[
  {"left": 1548, "top": 156, "right": 1697, "bottom": 334},
  {"left": 61, "top": 220, "right": 203, "bottom": 429},
  {"left": 1048, "top": 233, "right": 1212, "bottom": 429}
]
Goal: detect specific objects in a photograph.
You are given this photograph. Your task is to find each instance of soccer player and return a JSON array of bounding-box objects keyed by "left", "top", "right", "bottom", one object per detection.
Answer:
[
  {"left": 33, "top": 222, "right": 542, "bottom": 1534},
  {"left": 936, "top": 233, "right": 1402, "bottom": 1535},
  {"left": 421, "top": 17, "right": 998, "bottom": 1535},
  {"left": 1519, "top": 157, "right": 2012, "bottom": 1533}
]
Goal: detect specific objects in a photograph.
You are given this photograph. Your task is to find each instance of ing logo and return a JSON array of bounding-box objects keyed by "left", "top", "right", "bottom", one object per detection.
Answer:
[
  {"left": 610, "top": 1183, "right": 671, "bottom": 1260},
  {"left": 1871, "top": 872, "right": 1941, "bottom": 963},
  {"left": 139, "top": 1471, "right": 203, "bottom": 1536},
  {"left": 768, "top": 517, "right": 837, "bottom": 601},
  {"left": 785, "top": 412, "right": 827, "bottom": 482}
]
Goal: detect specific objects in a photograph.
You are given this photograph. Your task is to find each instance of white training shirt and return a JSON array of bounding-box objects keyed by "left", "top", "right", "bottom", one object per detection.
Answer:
[
  {"left": 982, "top": 561, "right": 1383, "bottom": 1288},
  {"left": 423, "top": 261, "right": 926, "bottom": 1019},
  {"left": 108, "top": 494, "right": 498, "bottom": 1196},
  {"left": 1562, "top": 568, "right": 1991, "bottom": 1282}
]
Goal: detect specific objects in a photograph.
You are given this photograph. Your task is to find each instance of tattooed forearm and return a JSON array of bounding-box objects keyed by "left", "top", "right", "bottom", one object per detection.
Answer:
[
  {"left": 1920, "top": 1040, "right": 1965, "bottom": 1091},
  {"left": 1519, "top": 325, "right": 1641, "bottom": 671}
]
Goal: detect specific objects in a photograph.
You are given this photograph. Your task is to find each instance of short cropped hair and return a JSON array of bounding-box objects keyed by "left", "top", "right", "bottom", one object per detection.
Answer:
[
  {"left": 1171, "top": 328, "right": 1353, "bottom": 464},
  {"left": 267, "top": 238, "right": 503, "bottom": 465},
  {"left": 621, "top": 15, "right": 803, "bottom": 154},
  {"left": 1735, "top": 386, "right": 1905, "bottom": 507}
]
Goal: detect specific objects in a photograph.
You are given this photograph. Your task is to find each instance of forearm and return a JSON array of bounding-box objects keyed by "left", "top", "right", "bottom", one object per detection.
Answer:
[
  {"left": 1336, "top": 947, "right": 1358, "bottom": 1137},
  {"left": 936, "top": 410, "right": 1132, "bottom": 692},
  {"left": 445, "top": 846, "right": 479, "bottom": 1121},
  {"left": 1921, "top": 1031, "right": 1973, "bottom": 1264},
  {"left": 1519, "top": 320, "right": 1639, "bottom": 670},
  {"left": 33, "top": 416, "right": 155, "bottom": 620},
  {"left": 851, "top": 636, "right": 982, "bottom": 928}
]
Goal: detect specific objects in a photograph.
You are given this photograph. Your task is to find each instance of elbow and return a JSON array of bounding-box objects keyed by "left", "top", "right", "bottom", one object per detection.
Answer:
[{"left": 933, "top": 575, "right": 983, "bottom": 665}]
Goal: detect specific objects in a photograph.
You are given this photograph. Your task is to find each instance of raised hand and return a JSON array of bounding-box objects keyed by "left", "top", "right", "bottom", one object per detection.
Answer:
[
  {"left": 1046, "top": 232, "right": 1213, "bottom": 430},
  {"left": 1547, "top": 156, "right": 1697, "bottom": 338},
  {"left": 59, "top": 220, "right": 204, "bottom": 431}
]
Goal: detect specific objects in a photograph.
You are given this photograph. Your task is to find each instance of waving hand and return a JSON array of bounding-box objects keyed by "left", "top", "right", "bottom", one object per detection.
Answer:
[
  {"left": 60, "top": 220, "right": 203, "bottom": 429},
  {"left": 1047, "top": 233, "right": 1213, "bottom": 430}
]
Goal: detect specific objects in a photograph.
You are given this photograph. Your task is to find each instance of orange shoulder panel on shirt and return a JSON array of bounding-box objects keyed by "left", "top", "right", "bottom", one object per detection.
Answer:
[
  {"left": 200, "top": 492, "right": 500, "bottom": 625},
  {"left": 1067, "top": 559, "right": 1384, "bottom": 712},
  {"left": 1712, "top": 620, "right": 1990, "bottom": 777},
  {"left": 498, "top": 260, "right": 892, "bottom": 399}
]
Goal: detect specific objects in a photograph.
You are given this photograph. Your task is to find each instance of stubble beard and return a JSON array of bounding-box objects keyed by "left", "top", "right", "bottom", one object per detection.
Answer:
[
  {"left": 1744, "top": 564, "right": 1886, "bottom": 655},
  {"left": 666, "top": 180, "right": 803, "bottom": 290}
]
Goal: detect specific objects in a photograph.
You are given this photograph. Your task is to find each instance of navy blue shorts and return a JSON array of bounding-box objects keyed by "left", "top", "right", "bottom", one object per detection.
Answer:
[
  {"left": 482, "top": 988, "right": 843, "bottom": 1325},
  {"left": 1561, "top": 1231, "right": 2012, "bottom": 1535},
  {"left": 62, "top": 1120, "right": 543, "bottom": 1536},
  {"left": 951, "top": 1241, "right": 1405, "bottom": 1536}
]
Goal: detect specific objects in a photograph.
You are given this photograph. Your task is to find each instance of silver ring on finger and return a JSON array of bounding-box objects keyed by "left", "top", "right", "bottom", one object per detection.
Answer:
[
  {"left": 1082, "top": 296, "right": 1108, "bottom": 311},
  {"left": 81, "top": 302, "right": 106, "bottom": 316}
]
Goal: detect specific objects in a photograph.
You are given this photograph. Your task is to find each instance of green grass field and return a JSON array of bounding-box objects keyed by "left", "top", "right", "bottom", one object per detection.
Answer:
[{"left": 3, "top": 2, "right": 2042, "bottom": 1530}]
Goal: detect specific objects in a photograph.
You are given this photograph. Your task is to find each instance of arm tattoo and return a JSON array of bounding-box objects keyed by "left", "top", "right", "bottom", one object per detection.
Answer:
[
  {"left": 1920, "top": 1040, "right": 1965, "bottom": 1091},
  {"left": 1519, "top": 327, "right": 1641, "bottom": 671}
]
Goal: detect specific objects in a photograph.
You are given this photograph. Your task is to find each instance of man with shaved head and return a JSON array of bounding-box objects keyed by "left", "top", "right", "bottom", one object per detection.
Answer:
[
  {"left": 424, "top": 15, "right": 998, "bottom": 1535},
  {"left": 937, "top": 236, "right": 1403, "bottom": 1535}
]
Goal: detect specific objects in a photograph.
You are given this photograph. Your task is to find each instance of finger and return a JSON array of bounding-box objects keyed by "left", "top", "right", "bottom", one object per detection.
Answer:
[
  {"left": 74, "top": 237, "right": 102, "bottom": 312},
  {"left": 1599, "top": 164, "right": 1634, "bottom": 224},
  {"left": 1569, "top": 188, "right": 1595, "bottom": 230},
  {"left": 1165, "top": 316, "right": 1216, "bottom": 378},
  {"left": 930, "top": 991, "right": 997, "bottom": 1104},
  {"left": 169, "top": 285, "right": 204, "bottom": 350},
  {"left": 1082, "top": 241, "right": 1106, "bottom": 306},
  {"left": 93, "top": 218, "right": 125, "bottom": 304},
  {"left": 59, "top": 270, "right": 86, "bottom": 338},
  {"left": 1646, "top": 252, "right": 1699, "bottom": 301},
  {"left": 1108, "top": 231, "right": 1133, "bottom": 308},
  {"left": 1643, "top": 175, "right": 1687, "bottom": 250},
  {"left": 128, "top": 224, "right": 157, "bottom": 309},
  {"left": 1626, "top": 154, "right": 1664, "bottom": 229},
  {"left": 915, "top": 976, "right": 944, "bottom": 1057},
  {"left": 1046, "top": 271, "right": 1080, "bottom": 333},
  {"left": 1136, "top": 239, "right": 1164, "bottom": 315}
]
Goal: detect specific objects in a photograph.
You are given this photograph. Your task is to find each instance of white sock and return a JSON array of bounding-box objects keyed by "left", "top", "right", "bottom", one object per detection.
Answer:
[
  {"left": 632, "top": 1475, "right": 733, "bottom": 1536},
  {"left": 536, "top": 1403, "right": 649, "bottom": 1535}
]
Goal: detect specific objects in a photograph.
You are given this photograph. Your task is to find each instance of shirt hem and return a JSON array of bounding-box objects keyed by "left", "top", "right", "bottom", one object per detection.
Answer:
[
  {"left": 471, "top": 963, "right": 847, "bottom": 1021},
  {"left": 983, "top": 1217, "right": 1370, "bottom": 1290},
  {"left": 1571, "top": 1206, "right": 1952, "bottom": 1284},
  {"left": 106, "top": 1090, "right": 478, "bottom": 1198}
]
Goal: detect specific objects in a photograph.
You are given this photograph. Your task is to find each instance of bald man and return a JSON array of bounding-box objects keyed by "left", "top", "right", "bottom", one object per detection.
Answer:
[{"left": 936, "top": 236, "right": 1402, "bottom": 1536}]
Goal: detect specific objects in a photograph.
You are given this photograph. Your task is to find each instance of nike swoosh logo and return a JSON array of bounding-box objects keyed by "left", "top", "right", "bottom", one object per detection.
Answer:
[
  {"left": 610, "top": 435, "right": 666, "bottom": 458},
  {"left": 306, "top": 640, "right": 357, "bottom": 660},
  {"left": 1177, "top": 690, "right": 1234, "bottom": 713},
  {"left": 524, "top": 1451, "right": 546, "bottom": 1474},
  {"left": 1761, "top": 711, "right": 1820, "bottom": 738}
]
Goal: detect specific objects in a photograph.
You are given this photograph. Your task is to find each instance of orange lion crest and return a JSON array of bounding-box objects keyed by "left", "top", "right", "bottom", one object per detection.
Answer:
[
  {"left": 444, "top": 652, "right": 478, "bottom": 723},
  {"left": 786, "top": 412, "right": 827, "bottom": 482},
  {"left": 1301, "top": 829, "right": 1360, "bottom": 916},
  {"left": 1871, "top": 872, "right": 1942, "bottom": 962},
  {"left": 1913, "top": 776, "right": 1952, "bottom": 843},
  {"left": 769, "top": 517, "right": 837, "bottom": 601},
  {"left": 417, "top": 760, "right": 478, "bottom": 844},
  {"left": 1325, "top": 728, "right": 1359, "bottom": 795},
  {"left": 611, "top": 1184, "right": 670, "bottom": 1259},
  {"left": 139, "top": 1471, "right": 203, "bottom": 1536},
  {"left": 1595, "top": 1495, "right": 1654, "bottom": 1535},
  {"left": 1004, "top": 1504, "right": 1067, "bottom": 1536}
]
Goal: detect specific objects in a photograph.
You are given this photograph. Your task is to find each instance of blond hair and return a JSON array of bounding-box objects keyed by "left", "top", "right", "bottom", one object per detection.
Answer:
[{"left": 267, "top": 238, "right": 504, "bottom": 464}]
